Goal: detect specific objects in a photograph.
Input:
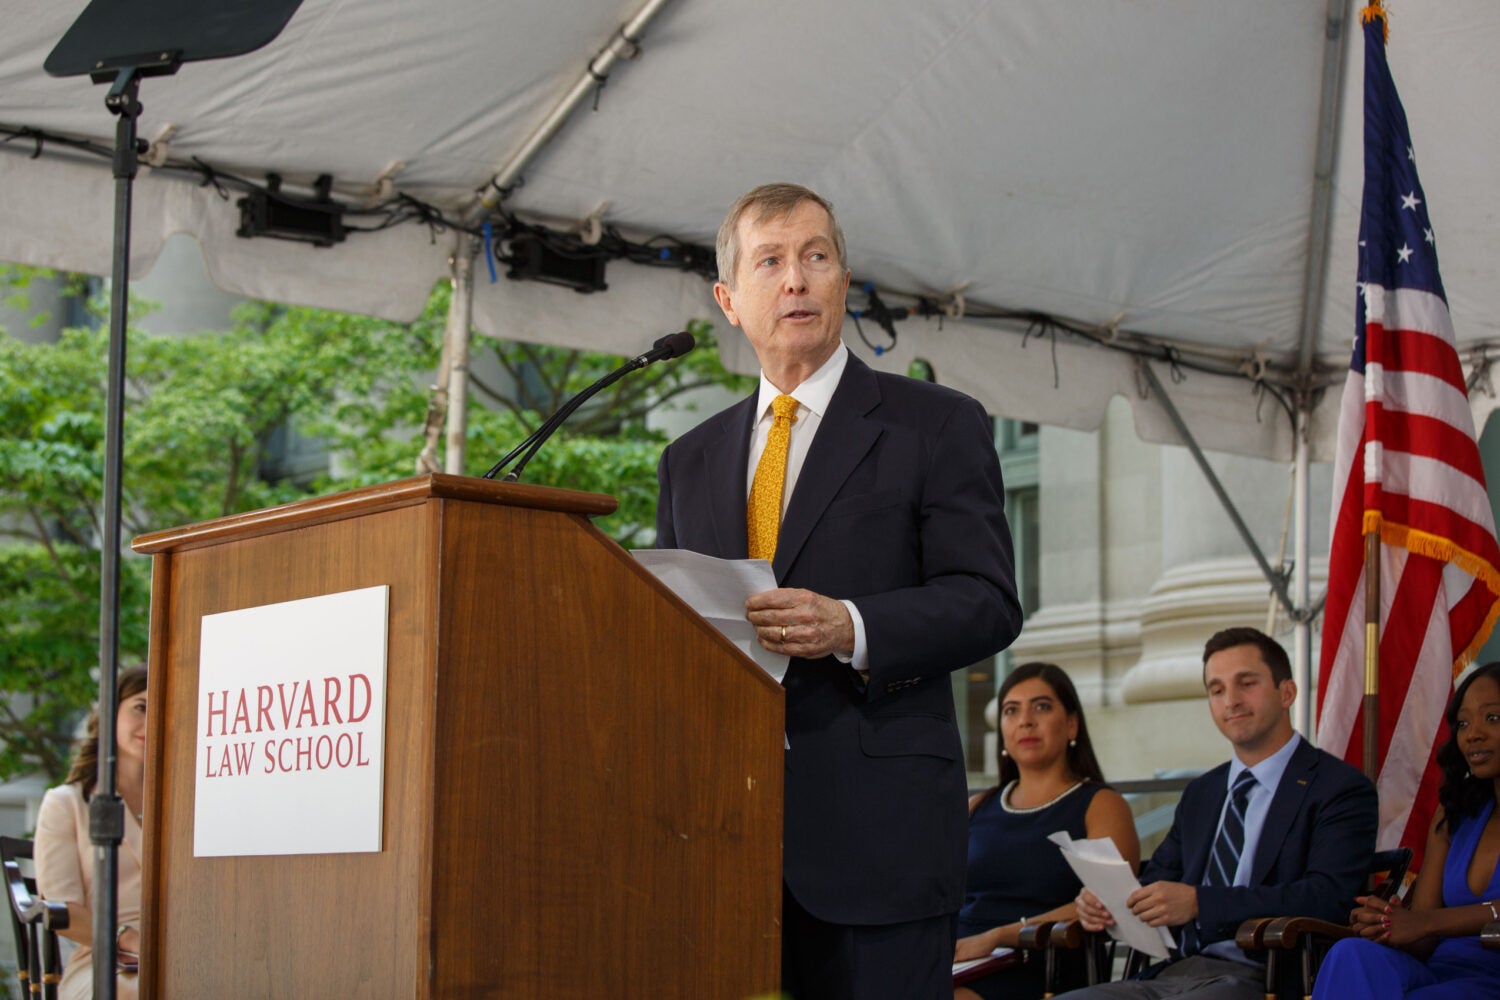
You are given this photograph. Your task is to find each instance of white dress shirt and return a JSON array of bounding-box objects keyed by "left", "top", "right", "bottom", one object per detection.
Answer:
[{"left": 745, "top": 345, "right": 869, "bottom": 671}]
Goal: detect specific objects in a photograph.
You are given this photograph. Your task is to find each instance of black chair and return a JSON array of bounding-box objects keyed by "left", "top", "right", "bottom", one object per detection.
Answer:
[{"left": 1, "top": 836, "right": 70, "bottom": 1000}]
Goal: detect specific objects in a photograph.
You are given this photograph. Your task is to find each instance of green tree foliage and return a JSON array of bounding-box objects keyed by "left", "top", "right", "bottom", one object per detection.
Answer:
[{"left": 0, "top": 265, "right": 748, "bottom": 782}]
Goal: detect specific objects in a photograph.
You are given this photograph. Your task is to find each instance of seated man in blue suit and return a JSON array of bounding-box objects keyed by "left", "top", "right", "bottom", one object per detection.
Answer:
[
  {"left": 656, "top": 183, "right": 1021, "bottom": 999},
  {"left": 1060, "top": 627, "right": 1378, "bottom": 1000}
]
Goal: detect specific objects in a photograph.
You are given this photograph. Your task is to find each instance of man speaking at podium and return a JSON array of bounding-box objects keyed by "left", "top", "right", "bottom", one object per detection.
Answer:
[{"left": 656, "top": 183, "right": 1022, "bottom": 999}]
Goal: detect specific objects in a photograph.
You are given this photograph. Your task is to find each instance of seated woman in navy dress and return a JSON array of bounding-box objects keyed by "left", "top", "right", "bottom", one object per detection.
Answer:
[
  {"left": 1313, "top": 660, "right": 1500, "bottom": 1000},
  {"left": 955, "top": 662, "right": 1140, "bottom": 1000}
]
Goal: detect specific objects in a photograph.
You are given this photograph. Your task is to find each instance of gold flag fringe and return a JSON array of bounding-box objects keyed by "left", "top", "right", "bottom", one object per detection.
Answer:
[
  {"left": 1363, "top": 509, "right": 1500, "bottom": 677},
  {"left": 1360, "top": 2, "right": 1390, "bottom": 44}
]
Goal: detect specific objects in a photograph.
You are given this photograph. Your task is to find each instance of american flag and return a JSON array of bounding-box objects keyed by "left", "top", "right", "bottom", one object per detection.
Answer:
[{"left": 1316, "top": 7, "right": 1500, "bottom": 858}]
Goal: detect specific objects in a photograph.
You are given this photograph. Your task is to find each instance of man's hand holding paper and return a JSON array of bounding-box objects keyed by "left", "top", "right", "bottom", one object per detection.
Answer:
[
  {"left": 632, "top": 549, "right": 790, "bottom": 682},
  {"left": 1124, "top": 880, "right": 1198, "bottom": 929},
  {"left": 1049, "top": 832, "right": 1175, "bottom": 959},
  {"left": 1075, "top": 888, "right": 1114, "bottom": 932}
]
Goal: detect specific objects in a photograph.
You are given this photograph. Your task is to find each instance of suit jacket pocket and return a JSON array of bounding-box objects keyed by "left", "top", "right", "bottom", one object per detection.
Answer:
[
  {"left": 823, "top": 489, "right": 904, "bottom": 520},
  {"left": 858, "top": 713, "right": 959, "bottom": 760}
]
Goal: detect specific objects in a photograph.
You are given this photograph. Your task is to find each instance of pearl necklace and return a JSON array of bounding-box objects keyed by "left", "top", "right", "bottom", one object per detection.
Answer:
[{"left": 999, "top": 779, "right": 1084, "bottom": 814}]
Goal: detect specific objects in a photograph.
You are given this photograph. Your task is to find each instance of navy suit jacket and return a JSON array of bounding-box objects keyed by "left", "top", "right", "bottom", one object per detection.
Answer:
[
  {"left": 1144, "top": 736, "right": 1378, "bottom": 949},
  {"left": 656, "top": 351, "right": 1022, "bottom": 925}
]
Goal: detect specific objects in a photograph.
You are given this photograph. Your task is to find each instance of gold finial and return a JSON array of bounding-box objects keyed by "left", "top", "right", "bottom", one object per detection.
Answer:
[{"left": 1360, "top": 1, "right": 1390, "bottom": 44}]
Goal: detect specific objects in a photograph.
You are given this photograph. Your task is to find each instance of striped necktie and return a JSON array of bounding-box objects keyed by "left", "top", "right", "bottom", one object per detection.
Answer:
[
  {"left": 747, "top": 394, "right": 799, "bottom": 561},
  {"left": 1179, "top": 769, "right": 1257, "bottom": 956},
  {"left": 1206, "top": 769, "right": 1257, "bottom": 888}
]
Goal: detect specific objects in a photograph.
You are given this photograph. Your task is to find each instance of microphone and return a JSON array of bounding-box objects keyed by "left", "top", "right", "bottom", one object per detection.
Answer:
[
  {"left": 482, "top": 331, "right": 697, "bottom": 482},
  {"left": 636, "top": 330, "right": 696, "bottom": 366}
]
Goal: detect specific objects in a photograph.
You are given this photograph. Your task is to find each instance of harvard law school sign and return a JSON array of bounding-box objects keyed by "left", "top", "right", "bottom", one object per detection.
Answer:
[{"left": 194, "top": 586, "right": 390, "bottom": 857}]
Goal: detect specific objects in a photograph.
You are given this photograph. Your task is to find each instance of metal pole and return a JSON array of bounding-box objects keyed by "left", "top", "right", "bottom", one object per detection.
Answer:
[
  {"left": 91, "top": 67, "right": 143, "bottom": 1000},
  {"left": 440, "top": 0, "right": 677, "bottom": 475},
  {"left": 1139, "top": 360, "right": 1297, "bottom": 617},
  {"left": 1294, "top": 408, "right": 1313, "bottom": 737},
  {"left": 443, "top": 236, "right": 478, "bottom": 474},
  {"left": 1294, "top": 0, "right": 1354, "bottom": 376},
  {"left": 466, "top": 0, "right": 676, "bottom": 226}
]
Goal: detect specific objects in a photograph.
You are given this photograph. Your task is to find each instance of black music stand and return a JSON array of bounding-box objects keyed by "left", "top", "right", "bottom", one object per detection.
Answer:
[{"left": 45, "top": 3, "right": 304, "bottom": 995}]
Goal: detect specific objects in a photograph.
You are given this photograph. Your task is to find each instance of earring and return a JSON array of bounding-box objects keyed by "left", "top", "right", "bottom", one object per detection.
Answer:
[
  {"left": 1001, "top": 748, "right": 1008, "bottom": 757},
  {"left": 1069, "top": 739, "right": 1077, "bottom": 748}
]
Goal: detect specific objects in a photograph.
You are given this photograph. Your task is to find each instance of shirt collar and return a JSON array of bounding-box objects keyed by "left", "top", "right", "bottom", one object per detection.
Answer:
[
  {"left": 755, "top": 344, "right": 847, "bottom": 422},
  {"left": 1228, "top": 731, "right": 1302, "bottom": 794}
]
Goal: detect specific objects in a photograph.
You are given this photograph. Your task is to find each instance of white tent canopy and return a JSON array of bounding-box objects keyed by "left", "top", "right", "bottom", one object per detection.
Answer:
[{"left": 2, "top": 0, "right": 1499, "bottom": 462}]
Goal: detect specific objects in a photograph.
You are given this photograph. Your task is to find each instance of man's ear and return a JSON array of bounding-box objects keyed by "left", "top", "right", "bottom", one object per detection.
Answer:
[
  {"left": 713, "top": 281, "right": 741, "bottom": 327},
  {"left": 1279, "top": 678, "right": 1298, "bottom": 710}
]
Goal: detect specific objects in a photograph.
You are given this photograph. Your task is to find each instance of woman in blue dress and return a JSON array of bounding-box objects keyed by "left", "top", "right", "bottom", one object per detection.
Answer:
[
  {"left": 1313, "top": 660, "right": 1500, "bottom": 999},
  {"left": 955, "top": 662, "right": 1140, "bottom": 1000}
]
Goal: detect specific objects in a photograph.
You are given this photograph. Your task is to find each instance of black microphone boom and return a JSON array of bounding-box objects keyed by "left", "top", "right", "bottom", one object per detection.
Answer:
[
  {"left": 482, "top": 331, "right": 696, "bottom": 482},
  {"left": 635, "top": 330, "right": 695, "bottom": 365}
]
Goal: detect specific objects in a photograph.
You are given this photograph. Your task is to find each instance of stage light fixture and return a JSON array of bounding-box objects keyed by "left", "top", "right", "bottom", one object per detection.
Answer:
[
  {"left": 504, "top": 232, "right": 608, "bottom": 293},
  {"left": 237, "top": 172, "right": 346, "bottom": 247}
]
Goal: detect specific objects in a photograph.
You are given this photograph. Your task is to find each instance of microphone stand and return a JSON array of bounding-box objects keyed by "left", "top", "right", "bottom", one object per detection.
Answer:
[
  {"left": 482, "top": 335, "right": 692, "bottom": 483},
  {"left": 484, "top": 356, "right": 649, "bottom": 482},
  {"left": 93, "top": 61, "right": 171, "bottom": 1000},
  {"left": 45, "top": 5, "right": 306, "bottom": 995}
]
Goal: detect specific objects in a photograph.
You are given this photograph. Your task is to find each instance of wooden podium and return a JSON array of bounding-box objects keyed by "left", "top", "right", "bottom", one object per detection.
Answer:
[{"left": 131, "top": 474, "right": 784, "bottom": 998}]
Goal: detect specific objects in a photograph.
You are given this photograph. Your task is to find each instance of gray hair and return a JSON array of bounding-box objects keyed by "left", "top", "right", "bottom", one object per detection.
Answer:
[{"left": 715, "top": 183, "right": 848, "bottom": 288}]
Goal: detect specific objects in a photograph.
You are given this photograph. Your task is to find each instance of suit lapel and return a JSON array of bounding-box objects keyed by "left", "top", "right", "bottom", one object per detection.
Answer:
[
  {"left": 701, "top": 396, "right": 755, "bottom": 558},
  {"left": 1184, "top": 762, "right": 1230, "bottom": 884},
  {"left": 1250, "top": 737, "right": 1314, "bottom": 885},
  {"left": 772, "top": 356, "right": 882, "bottom": 581}
]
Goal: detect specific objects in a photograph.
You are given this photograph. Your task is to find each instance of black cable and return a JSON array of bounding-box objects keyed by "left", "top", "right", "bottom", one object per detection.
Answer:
[{"left": 0, "top": 117, "right": 1378, "bottom": 411}]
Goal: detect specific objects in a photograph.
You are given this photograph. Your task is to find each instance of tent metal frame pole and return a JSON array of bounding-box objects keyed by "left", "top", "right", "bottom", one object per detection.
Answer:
[
  {"left": 466, "top": 0, "right": 676, "bottom": 226},
  {"left": 1295, "top": 0, "right": 1354, "bottom": 375},
  {"left": 443, "top": 234, "right": 478, "bottom": 474},
  {"left": 428, "top": 0, "right": 673, "bottom": 475},
  {"left": 1287, "top": 0, "right": 1352, "bottom": 736},
  {"left": 1139, "top": 360, "right": 1298, "bottom": 620},
  {"left": 1294, "top": 408, "right": 1313, "bottom": 736},
  {"left": 1142, "top": 362, "right": 1329, "bottom": 738}
]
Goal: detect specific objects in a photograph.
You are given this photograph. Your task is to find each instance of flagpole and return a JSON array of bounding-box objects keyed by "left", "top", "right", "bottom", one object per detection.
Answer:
[{"left": 1362, "top": 529, "right": 1380, "bottom": 779}]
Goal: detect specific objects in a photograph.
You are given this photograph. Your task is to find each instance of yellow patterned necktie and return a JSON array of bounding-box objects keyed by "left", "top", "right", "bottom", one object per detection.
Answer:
[{"left": 746, "top": 394, "right": 800, "bottom": 561}]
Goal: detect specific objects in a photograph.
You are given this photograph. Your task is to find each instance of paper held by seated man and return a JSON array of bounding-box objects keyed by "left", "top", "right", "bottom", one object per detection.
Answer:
[{"left": 1049, "top": 831, "right": 1175, "bottom": 959}]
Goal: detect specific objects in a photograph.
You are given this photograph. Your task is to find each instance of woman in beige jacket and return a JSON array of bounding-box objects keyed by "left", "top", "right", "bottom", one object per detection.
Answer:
[{"left": 35, "top": 666, "right": 147, "bottom": 1000}]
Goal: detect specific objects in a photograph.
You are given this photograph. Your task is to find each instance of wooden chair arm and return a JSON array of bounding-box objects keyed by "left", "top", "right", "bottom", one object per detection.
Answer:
[
  {"left": 1044, "top": 919, "right": 1087, "bottom": 950},
  {"left": 1023, "top": 919, "right": 1102, "bottom": 996},
  {"left": 1258, "top": 915, "right": 1356, "bottom": 950},
  {"left": 1016, "top": 920, "right": 1052, "bottom": 950},
  {"left": 34, "top": 899, "right": 70, "bottom": 932},
  {"left": 1482, "top": 921, "right": 1500, "bottom": 951},
  {"left": 1234, "top": 916, "right": 1275, "bottom": 951},
  {"left": 1020, "top": 918, "right": 1087, "bottom": 951}
]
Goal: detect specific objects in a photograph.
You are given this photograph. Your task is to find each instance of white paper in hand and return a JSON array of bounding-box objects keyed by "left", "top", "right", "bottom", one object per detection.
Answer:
[
  {"left": 1048, "top": 831, "right": 1176, "bottom": 959},
  {"left": 632, "top": 549, "right": 788, "bottom": 682}
]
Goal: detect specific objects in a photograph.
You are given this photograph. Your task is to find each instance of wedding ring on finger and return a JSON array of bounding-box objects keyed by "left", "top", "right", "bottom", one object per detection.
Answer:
[{"left": 780, "top": 625, "right": 787, "bottom": 642}]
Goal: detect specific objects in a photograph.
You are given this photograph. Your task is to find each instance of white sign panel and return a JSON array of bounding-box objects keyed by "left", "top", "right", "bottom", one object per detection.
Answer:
[{"left": 194, "top": 585, "right": 389, "bottom": 857}]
